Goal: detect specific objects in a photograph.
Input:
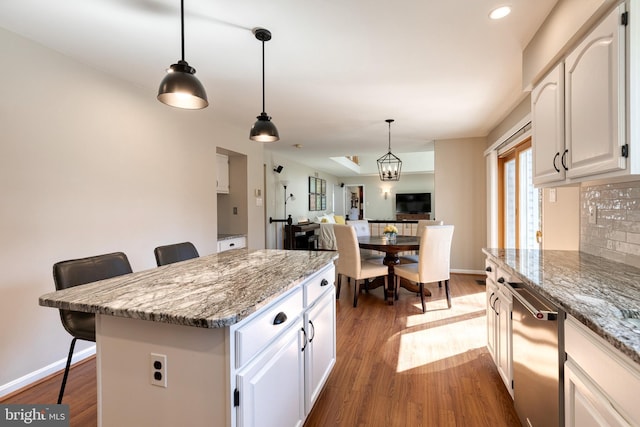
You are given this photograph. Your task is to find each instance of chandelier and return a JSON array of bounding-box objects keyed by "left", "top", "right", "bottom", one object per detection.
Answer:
[{"left": 377, "top": 119, "right": 402, "bottom": 181}]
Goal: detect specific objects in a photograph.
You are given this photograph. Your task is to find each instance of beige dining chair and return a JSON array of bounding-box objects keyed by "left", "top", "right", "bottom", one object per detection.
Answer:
[
  {"left": 346, "top": 219, "right": 381, "bottom": 259},
  {"left": 334, "top": 224, "right": 389, "bottom": 307},
  {"left": 399, "top": 219, "right": 444, "bottom": 264},
  {"left": 393, "top": 225, "right": 454, "bottom": 312}
]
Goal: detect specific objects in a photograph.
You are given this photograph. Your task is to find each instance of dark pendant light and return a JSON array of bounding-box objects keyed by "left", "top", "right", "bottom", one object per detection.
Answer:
[
  {"left": 157, "top": 0, "right": 208, "bottom": 109},
  {"left": 377, "top": 119, "right": 402, "bottom": 181},
  {"left": 249, "top": 28, "right": 279, "bottom": 142}
]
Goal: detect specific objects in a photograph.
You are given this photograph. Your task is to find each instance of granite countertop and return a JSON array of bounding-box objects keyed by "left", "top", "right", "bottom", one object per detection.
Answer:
[
  {"left": 218, "top": 233, "right": 246, "bottom": 241},
  {"left": 483, "top": 248, "right": 640, "bottom": 365},
  {"left": 39, "top": 249, "right": 337, "bottom": 329}
]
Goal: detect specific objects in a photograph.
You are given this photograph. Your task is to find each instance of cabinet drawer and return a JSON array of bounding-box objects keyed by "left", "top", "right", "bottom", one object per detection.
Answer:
[
  {"left": 235, "top": 287, "right": 303, "bottom": 368},
  {"left": 485, "top": 258, "right": 497, "bottom": 283},
  {"left": 218, "top": 236, "right": 246, "bottom": 253},
  {"left": 496, "top": 267, "right": 511, "bottom": 288},
  {"left": 304, "top": 264, "right": 335, "bottom": 307}
]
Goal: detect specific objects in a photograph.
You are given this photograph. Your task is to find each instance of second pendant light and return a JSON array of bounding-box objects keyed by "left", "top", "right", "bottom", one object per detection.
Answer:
[{"left": 249, "top": 28, "right": 280, "bottom": 142}]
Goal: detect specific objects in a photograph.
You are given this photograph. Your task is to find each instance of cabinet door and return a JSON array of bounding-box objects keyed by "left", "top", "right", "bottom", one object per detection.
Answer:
[
  {"left": 304, "top": 289, "right": 336, "bottom": 413},
  {"left": 565, "top": 360, "right": 631, "bottom": 427},
  {"left": 565, "top": 5, "right": 626, "bottom": 179},
  {"left": 486, "top": 280, "right": 498, "bottom": 362},
  {"left": 532, "top": 62, "right": 565, "bottom": 185},
  {"left": 216, "top": 154, "right": 230, "bottom": 193},
  {"left": 236, "top": 322, "right": 305, "bottom": 427},
  {"left": 495, "top": 289, "right": 513, "bottom": 396}
]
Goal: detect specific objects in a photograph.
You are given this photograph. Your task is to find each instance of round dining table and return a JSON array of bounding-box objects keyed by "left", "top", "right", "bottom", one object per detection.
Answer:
[{"left": 357, "top": 235, "right": 427, "bottom": 304}]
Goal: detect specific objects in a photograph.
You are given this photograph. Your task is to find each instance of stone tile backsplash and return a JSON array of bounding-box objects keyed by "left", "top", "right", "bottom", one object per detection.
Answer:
[{"left": 581, "top": 180, "right": 640, "bottom": 268}]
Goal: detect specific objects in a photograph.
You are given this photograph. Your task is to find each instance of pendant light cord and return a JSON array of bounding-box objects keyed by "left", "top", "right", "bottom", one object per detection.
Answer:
[
  {"left": 388, "top": 121, "right": 392, "bottom": 152},
  {"left": 180, "top": 0, "right": 185, "bottom": 61},
  {"left": 262, "top": 40, "right": 266, "bottom": 114}
]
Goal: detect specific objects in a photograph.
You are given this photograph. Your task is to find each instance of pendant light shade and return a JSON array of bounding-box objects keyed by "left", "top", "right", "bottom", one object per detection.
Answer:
[
  {"left": 377, "top": 119, "right": 402, "bottom": 181},
  {"left": 157, "top": 0, "right": 208, "bottom": 109},
  {"left": 250, "top": 28, "right": 279, "bottom": 142}
]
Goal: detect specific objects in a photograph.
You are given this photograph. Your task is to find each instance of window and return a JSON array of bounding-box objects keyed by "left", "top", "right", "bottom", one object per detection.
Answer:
[{"left": 498, "top": 138, "right": 540, "bottom": 249}]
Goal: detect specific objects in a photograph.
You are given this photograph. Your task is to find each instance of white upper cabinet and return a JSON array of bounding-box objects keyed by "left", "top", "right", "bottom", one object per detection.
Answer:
[
  {"left": 216, "top": 153, "right": 229, "bottom": 194},
  {"left": 531, "top": 3, "right": 634, "bottom": 187},
  {"left": 565, "top": 4, "right": 626, "bottom": 179},
  {"left": 532, "top": 62, "right": 565, "bottom": 185}
]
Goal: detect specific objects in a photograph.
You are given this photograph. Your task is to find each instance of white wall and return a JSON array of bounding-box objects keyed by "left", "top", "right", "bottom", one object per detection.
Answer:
[
  {"left": 435, "top": 138, "right": 487, "bottom": 273},
  {"left": 0, "top": 28, "right": 265, "bottom": 394},
  {"left": 263, "top": 152, "right": 340, "bottom": 248},
  {"left": 542, "top": 187, "right": 580, "bottom": 250},
  {"left": 340, "top": 174, "right": 435, "bottom": 220},
  {"left": 523, "top": 0, "right": 617, "bottom": 88}
]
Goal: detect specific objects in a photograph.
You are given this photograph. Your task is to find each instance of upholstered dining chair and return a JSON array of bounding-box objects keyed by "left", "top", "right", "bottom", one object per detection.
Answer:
[
  {"left": 334, "top": 224, "right": 389, "bottom": 307},
  {"left": 399, "top": 219, "right": 445, "bottom": 264},
  {"left": 52, "top": 251, "right": 133, "bottom": 403},
  {"left": 393, "top": 225, "right": 454, "bottom": 312},
  {"left": 154, "top": 241, "right": 199, "bottom": 266},
  {"left": 346, "top": 219, "right": 380, "bottom": 259}
]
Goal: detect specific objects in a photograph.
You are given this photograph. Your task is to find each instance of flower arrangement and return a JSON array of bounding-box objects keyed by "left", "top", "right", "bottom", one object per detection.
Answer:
[
  {"left": 383, "top": 225, "right": 398, "bottom": 241},
  {"left": 383, "top": 225, "right": 398, "bottom": 234}
]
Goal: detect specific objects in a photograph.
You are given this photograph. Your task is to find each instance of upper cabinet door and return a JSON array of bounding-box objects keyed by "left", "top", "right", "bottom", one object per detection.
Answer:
[
  {"left": 216, "top": 153, "right": 230, "bottom": 194},
  {"left": 565, "top": 4, "right": 626, "bottom": 179},
  {"left": 532, "top": 62, "right": 565, "bottom": 185}
]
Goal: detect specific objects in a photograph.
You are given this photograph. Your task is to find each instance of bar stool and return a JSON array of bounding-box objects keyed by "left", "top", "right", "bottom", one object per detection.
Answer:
[
  {"left": 154, "top": 241, "right": 199, "bottom": 266},
  {"left": 52, "top": 251, "right": 132, "bottom": 403}
]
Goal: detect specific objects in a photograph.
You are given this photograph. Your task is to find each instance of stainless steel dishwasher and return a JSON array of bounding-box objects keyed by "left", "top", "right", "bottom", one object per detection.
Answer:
[{"left": 507, "top": 282, "right": 564, "bottom": 427}]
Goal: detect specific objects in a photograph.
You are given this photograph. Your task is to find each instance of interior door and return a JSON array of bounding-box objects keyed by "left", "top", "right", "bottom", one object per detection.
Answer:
[{"left": 333, "top": 184, "right": 345, "bottom": 216}]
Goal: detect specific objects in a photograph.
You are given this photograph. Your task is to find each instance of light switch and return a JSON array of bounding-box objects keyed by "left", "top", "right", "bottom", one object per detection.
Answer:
[
  {"left": 549, "top": 188, "right": 557, "bottom": 203},
  {"left": 588, "top": 205, "right": 597, "bottom": 224},
  {"left": 256, "top": 197, "right": 263, "bottom": 207}
]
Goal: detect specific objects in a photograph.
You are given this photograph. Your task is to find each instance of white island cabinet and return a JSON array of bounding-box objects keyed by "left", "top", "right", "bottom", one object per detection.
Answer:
[{"left": 39, "top": 249, "right": 337, "bottom": 427}]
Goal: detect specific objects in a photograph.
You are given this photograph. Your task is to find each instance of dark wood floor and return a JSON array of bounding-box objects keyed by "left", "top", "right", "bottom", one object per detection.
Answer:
[{"left": 2, "top": 273, "right": 519, "bottom": 426}]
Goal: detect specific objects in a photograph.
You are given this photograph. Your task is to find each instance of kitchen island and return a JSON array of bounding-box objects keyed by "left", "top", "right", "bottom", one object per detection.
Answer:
[{"left": 40, "top": 249, "right": 338, "bottom": 427}]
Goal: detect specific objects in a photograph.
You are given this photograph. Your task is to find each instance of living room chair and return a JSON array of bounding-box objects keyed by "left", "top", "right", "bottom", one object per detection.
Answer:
[
  {"left": 52, "top": 251, "right": 133, "bottom": 403},
  {"left": 334, "top": 224, "right": 389, "bottom": 307},
  {"left": 154, "top": 241, "right": 199, "bottom": 266},
  {"left": 393, "top": 225, "right": 454, "bottom": 312}
]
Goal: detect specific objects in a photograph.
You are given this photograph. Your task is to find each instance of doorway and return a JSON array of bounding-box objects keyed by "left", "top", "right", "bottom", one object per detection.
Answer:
[{"left": 345, "top": 185, "right": 364, "bottom": 220}]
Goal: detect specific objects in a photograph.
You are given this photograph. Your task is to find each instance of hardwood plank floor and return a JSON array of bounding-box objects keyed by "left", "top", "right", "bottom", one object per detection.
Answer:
[{"left": 1, "top": 273, "right": 519, "bottom": 426}]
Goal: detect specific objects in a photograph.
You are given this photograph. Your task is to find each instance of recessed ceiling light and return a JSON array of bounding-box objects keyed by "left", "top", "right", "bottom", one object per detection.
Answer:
[
  {"left": 293, "top": 143, "right": 303, "bottom": 148},
  {"left": 489, "top": 5, "right": 512, "bottom": 20}
]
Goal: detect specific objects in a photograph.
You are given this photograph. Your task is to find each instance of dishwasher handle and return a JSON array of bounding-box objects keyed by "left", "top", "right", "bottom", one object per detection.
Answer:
[{"left": 508, "top": 283, "right": 558, "bottom": 321}]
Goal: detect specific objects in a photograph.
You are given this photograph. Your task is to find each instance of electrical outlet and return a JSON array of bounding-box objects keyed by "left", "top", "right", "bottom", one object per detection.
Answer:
[{"left": 150, "top": 353, "right": 167, "bottom": 388}]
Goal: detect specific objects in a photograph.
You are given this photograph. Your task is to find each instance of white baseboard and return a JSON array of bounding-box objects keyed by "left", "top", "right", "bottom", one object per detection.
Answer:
[
  {"left": 0, "top": 345, "right": 96, "bottom": 398},
  {"left": 451, "top": 269, "right": 485, "bottom": 275}
]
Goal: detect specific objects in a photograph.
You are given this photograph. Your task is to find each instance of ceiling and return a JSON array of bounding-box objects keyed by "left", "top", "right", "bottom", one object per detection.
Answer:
[{"left": 0, "top": 0, "right": 557, "bottom": 176}]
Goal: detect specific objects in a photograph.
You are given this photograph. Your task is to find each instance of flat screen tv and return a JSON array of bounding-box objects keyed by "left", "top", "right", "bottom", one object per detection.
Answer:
[{"left": 395, "top": 193, "right": 431, "bottom": 214}]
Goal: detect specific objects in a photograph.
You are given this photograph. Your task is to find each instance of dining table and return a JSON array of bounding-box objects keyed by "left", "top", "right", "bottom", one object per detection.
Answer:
[{"left": 358, "top": 235, "right": 427, "bottom": 304}]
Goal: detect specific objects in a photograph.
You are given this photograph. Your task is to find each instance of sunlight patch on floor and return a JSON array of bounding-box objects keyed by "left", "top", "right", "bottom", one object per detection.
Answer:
[
  {"left": 404, "top": 291, "right": 486, "bottom": 328},
  {"left": 395, "top": 317, "right": 486, "bottom": 373},
  {"left": 392, "top": 292, "right": 488, "bottom": 373}
]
